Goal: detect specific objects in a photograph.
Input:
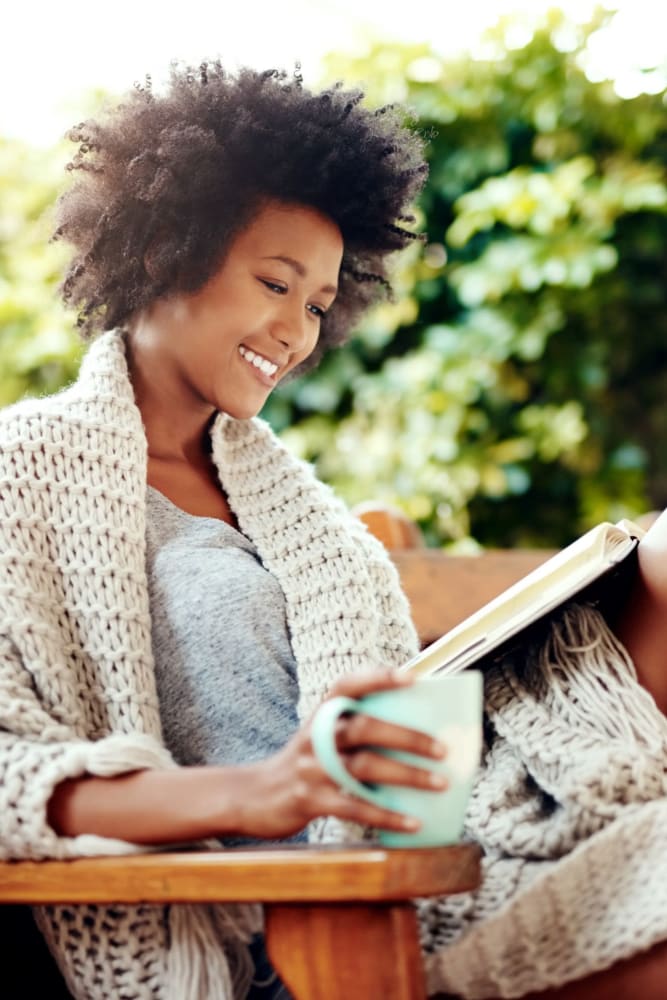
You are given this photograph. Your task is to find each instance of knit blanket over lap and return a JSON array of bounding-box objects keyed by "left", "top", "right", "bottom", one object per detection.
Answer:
[{"left": 420, "top": 603, "right": 667, "bottom": 999}]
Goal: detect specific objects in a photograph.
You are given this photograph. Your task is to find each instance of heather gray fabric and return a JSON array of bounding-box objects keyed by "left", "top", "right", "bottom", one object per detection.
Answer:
[
  {"left": 144, "top": 485, "right": 301, "bottom": 796},
  {"left": 145, "top": 486, "right": 297, "bottom": 994}
]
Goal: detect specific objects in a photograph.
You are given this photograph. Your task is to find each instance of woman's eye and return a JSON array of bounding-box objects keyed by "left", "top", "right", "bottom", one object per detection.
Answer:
[
  {"left": 259, "top": 278, "right": 327, "bottom": 318},
  {"left": 260, "top": 279, "right": 287, "bottom": 294}
]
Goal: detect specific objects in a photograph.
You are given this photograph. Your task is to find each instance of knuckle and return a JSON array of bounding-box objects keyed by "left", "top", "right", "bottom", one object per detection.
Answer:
[
  {"left": 329, "top": 677, "right": 350, "bottom": 696},
  {"left": 295, "top": 757, "right": 318, "bottom": 790},
  {"left": 346, "top": 750, "right": 373, "bottom": 778},
  {"left": 295, "top": 754, "right": 310, "bottom": 779},
  {"left": 292, "top": 778, "right": 311, "bottom": 808},
  {"left": 343, "top": 714, "right": 365, "bottom": 741},
  {"left": 334, "top": 717, "right": 351, "bottom": 744}
]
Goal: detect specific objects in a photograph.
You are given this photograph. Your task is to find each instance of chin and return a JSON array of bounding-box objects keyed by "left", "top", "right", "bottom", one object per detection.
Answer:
[{"left": 218, "top": 400, "right": 265, "bottom": 421}]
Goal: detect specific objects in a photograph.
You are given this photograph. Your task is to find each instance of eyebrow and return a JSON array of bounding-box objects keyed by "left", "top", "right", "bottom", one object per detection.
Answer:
[{"left": 261, "top": 255, "right": 338, "bottom": 296}]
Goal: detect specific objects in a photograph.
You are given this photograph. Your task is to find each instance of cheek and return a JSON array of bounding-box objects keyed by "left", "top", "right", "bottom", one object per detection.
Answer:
[
  {"left": 291, "top": 334, "right": 320, "bottom": 373},
  {"left": 303, "top": 324, "right": 322, "bottom": 357}
]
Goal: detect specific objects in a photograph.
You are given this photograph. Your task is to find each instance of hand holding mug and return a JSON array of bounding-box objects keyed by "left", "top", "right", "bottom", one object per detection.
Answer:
[{"left": 311, "top": 671, "right": 482, "bottom": 846}]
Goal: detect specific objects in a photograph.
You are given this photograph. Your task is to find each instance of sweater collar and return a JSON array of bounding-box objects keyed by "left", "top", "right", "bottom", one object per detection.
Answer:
[
  {"left": 77, "top": 332, "right": 329, "bottom": 546},
  {"left": 75, "top": 329, "right": 396, "bottom": 714}
]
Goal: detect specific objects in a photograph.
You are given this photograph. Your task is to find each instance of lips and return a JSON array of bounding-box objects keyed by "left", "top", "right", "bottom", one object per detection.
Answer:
[{"left": 238, "top": 345, "right": 279, "bottom": 378}]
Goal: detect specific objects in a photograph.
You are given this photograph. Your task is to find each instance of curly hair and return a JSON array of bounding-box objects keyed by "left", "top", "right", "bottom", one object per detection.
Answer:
[{"left": 54, "top": 62, "right": 428, "bottom": 362}]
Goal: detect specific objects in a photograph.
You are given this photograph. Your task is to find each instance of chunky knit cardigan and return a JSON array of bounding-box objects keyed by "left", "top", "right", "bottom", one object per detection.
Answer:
[
  {"left": 3, "top": 330, "right": 667, "bottom": 1000},
  {"left": 0, "top": 330, "right": 418, "bottom": 999},
  {"left": 420, "top": 605, "right": 667, "bottom": 997}
]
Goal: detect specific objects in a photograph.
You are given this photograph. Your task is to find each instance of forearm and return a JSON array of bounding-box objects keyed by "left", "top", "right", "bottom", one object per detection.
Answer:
[
  {"left": 47, "top": 671, "right": 445, "bottom": 846},
  {"left": 47, "top": 765, "right": 256, "bottom": 845},
  {"left": 615, "top": 508, "right": 667, "bottom": 714}
]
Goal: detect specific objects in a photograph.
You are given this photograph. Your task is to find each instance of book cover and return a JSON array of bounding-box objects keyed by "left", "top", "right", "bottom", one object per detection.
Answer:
[{"left": 402, "top": 520, "right": 644, "bottom": 678}]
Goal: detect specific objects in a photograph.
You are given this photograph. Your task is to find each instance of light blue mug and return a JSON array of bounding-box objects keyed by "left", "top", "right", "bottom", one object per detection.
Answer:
[{"left": 311, "top": 671, "right": 483, "bottom": 847}]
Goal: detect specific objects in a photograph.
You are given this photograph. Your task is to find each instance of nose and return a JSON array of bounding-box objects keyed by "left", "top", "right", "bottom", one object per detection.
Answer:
[{"left": 270, "top": 298, "right": 313, "bottom": 354}]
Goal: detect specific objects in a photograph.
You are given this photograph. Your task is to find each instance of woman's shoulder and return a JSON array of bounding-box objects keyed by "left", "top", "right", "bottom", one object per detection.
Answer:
[
  {"left": 0, "top": 381, "right": 95, "bottom": 444},
  {"left": 0, "top": 388, "right": 73, "bottom": 443},
  {"left": 0, "top": 331, "right": 141, "bottom": 457}
]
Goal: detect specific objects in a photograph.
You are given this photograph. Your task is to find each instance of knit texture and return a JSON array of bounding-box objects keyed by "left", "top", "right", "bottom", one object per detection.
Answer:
[
  {"left": 0, "top": 330, "right": 418, "bottom": 1000},
  {"left": 4, "top": 330, "right": 667, "bottom": 999},
  {"left": 420, "top": 604, "right": 667, "bottom": 998}
]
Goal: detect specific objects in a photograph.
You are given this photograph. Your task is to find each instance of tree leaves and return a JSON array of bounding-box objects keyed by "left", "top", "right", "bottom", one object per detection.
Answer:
[
  {"left": 265, "top": 12, "right": 667, "bottom": 547},
  {"left": 0, "top": 137, "right": 82, "bottom": 406},
  {"left": 3, "top": 11, "right": 666, "bottom": 547}
]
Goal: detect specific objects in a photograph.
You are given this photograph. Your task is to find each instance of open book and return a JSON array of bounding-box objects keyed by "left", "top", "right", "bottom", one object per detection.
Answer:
[{"left": 401, "top": 519, "right": 645, "bottom": 678}]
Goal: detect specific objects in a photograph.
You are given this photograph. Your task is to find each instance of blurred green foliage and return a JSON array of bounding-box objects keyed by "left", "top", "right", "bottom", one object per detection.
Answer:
[
  {"left": 264, "top": 9, "right": 667, "bottom": 547},
  {"left": 0, "top": 138, "right": 82, "bottom": 405},
  {"left": 2, "top": 10, "right": 667, "bottom": 548}
]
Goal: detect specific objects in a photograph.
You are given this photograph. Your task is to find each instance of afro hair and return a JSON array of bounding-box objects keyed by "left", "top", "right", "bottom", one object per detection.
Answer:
[{"left": 55, "top": 62, "right": 428, "bottom": 362}]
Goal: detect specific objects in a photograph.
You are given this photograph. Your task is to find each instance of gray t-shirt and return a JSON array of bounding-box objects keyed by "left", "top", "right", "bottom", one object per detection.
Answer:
[
  {"left": 145, "top": 488, "right": 298, "bottom": 983},
  {"left": 144, "top": 486, "right": 301, "bottom": 775}
]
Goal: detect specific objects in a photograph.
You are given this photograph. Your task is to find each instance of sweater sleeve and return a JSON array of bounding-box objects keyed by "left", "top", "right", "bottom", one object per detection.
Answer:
[
  {"left": 0, "top": 403, "right": 177, "bottom": 860},
  {"left": 0, "top": 634, "right": 175, "bottom": 860}
]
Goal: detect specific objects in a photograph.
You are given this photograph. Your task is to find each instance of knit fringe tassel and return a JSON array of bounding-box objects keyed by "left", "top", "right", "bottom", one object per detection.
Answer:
[
  {"left": 537, "top": 604, "right": 667, "bottom": 750},
  {"left": 167, "top": 902, "right": 262, "bottom": 1000},
  {"left": 421, "top": 603, "right": 667, "bottom": 999}
]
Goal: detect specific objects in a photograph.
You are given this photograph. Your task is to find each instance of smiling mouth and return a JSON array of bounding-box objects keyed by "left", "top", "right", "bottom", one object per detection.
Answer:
[{"left": 238, "top": 345, "right": 279, "bottom": 378}]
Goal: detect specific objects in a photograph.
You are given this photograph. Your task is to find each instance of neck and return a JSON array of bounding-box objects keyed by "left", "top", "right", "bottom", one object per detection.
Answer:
[{"left": 125, "top": 325, "right": 216, "bottom": 466}]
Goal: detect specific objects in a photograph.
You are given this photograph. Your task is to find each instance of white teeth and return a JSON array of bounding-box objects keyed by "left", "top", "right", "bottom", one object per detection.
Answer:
[{"left": 239, "top": 346, "right": 278, "bottom": 377}]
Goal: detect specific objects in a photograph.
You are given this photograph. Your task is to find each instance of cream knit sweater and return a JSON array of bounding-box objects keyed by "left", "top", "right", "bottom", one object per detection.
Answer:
[
  {"left": 0, "top": 330, "right": 418, "bottom": 999},
  {"left": 3, "top": 330, "right": 667, "bottom": 1000},
  {"left": 420, "top": 605, "right": 667, "bottom": 997}
]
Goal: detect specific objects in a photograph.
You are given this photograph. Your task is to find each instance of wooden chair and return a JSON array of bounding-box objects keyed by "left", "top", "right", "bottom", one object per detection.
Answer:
[
  {"left": 0, "top": 844, "right": 480, "bottom": 999},
  {"left": 355, "top": 503, "right": 553, "bottom": 646},
  {"left": 0, "top": 505, "right": 551, "bottom": 999}
]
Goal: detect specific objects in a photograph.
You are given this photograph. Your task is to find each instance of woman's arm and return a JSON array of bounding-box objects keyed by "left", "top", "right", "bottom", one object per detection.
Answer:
[
  {"left": 48, "top": 670, "right": 446, "bottom": 844},
  {"left": 614, "top": 508, "right": 667, "bottom": 714},
  {"left": 47, "top": 765, "right": 251, "bottom": 844}
]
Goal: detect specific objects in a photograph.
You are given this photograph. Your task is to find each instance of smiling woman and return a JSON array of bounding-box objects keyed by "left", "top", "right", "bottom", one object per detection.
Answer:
[
  {"left": 54, "top": 65, "right": 425, "bottom": 354},
  {"left": 0, "top": 63, "right": 432, "bottom": 1000},
  {"left": 129, "top": 201, "right": 344, "bottom": 519},
  {"left": 132, "top": 203, "right": 343, "bottom": 420},
  {"left": 4, "top": 55, "right": 667, "bottom": 1000},
  {"left": 47, "top": 62, "right": 424, "bottom": 535}
]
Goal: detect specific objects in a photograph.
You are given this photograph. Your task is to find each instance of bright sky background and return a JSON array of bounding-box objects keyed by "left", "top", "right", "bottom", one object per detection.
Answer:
[{"left": 3, "top": 0, "right": 666, "bottom": 146}]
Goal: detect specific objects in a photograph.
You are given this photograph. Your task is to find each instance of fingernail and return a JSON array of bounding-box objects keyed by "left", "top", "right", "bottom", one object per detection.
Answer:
[
  {"left": 429, "top": 773, "right": 447, "bottom": 789},
  {"left": 403, "top": 817, "right": 420, "bottom": 830},
  {"left": 432, "top": 740, "right": 447, "bottom": 757}
]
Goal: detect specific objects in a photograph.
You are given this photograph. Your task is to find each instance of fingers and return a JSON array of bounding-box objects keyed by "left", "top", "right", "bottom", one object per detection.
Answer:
[
  {"left": 317, "top": 785, "right": 422, "bottom": 834},
  {"left": 286, "top": 750, "right": 423, "bottom": 834},
  {"left": 327, "top": 669, "right": 414, "bottom": 701},
  {"left": 335, "top": 713, "right": 446, "bottom": 761},
  {"left": 342, "top": 749, "right": 447, "bottom": 791}
]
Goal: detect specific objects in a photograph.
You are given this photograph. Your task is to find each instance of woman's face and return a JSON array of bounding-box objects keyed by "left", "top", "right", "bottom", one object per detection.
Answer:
[{"left": 134, "top": 200, "right": 343, "bottom": 420}]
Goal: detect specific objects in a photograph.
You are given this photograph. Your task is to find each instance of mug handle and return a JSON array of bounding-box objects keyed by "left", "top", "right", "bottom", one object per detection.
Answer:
[{"left": 310, "top": 696, "right": 385, "bottom": 806}]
